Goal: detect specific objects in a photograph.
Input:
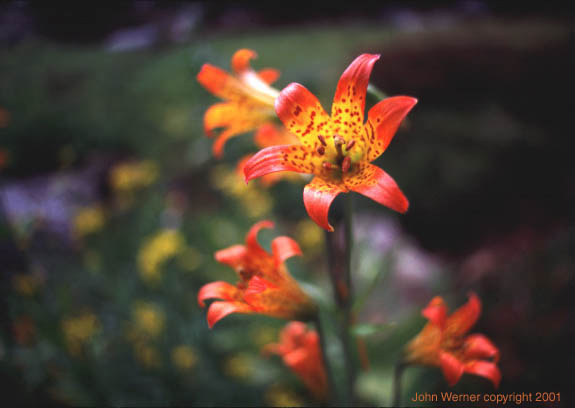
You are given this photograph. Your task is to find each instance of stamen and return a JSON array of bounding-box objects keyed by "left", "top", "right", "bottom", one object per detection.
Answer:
[
  {"left": 346, "top": 139, "right": 356, "bottom": 150},
  {"left": 322, "top": 162, "right": 335, "bottom": 170},
  {"left": 341, "top": 156, "right": 351, "bottom": 173},
  {"left": 316, "top": 146, "right": 325, "bottom": 155},
  {"left": 334, "top": 135, "right": 345, "bottom": 157},
  {"left": 317, "top": 135, "right": 327, "bottom": 146}
]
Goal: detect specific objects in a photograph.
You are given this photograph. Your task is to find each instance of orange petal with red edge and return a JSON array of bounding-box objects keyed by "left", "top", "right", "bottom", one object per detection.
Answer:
[
  {"left": 463, "top": 334, "right": 500, "bottom": 362},
  {"left": 345, "top": 163, "right": 408, "bottom": 214},
  {"left": 244, "top": 145, "right": 312, "bottom": 182},
  {"left": 422, "top": 296, "right": 448, "bottom": 329},
  {"left": 366, "top": 96, "right": 418, "bottom": 161},
  {"left": 198, "top": 281, "right": 240, "bottom": 307},
  {"left": 206, "top": 301, "right": 254, "bottom": 328},
  {"left": 272, "top": 236, "right": 302, "bottom": 266},
  {"left": 439, "top": 351, "right": 465, "bottom": 386},
  {"left": 332, "top": 53, "right": 380, "bottom": 127},
  {"left": 446, "top": 293, "right": 481, "bottom": 337},
  {"left": 231, "top": 49, "right": 257, "bottom": 73},
  {"left": 275, "top": 83, "right": 331, "bottom": 149},
  {"left": 215, "top": 244, "right": 247, "bottom": 268},
  {"left": 258, "top": 68, "right": 280, "bottom": 84},
  {"left": 303, "top": 177, "right": 346, "bottom": 232},
  {"left": 245, "top": 220, "right": 274, "bottom": 253},
  {"left": 465, "top": 361, "right": 501, "bottom": 388}
]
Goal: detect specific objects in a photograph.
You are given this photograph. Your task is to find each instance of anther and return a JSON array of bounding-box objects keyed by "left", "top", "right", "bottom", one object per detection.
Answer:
[
  {"left": 316, "top": 146, "right": 325, "bottom": 155},
  {"left": 346, "top": 139, "right": 356, "bottom": 150},
  {"left": 317, "top": 135, "right": 327, "bottom": 146},
  {"left": 341, "top": 156, "right": 351, "bottom": 173},
  {"left": 334, "top": 135, "right": 345, "bottom": 157}
]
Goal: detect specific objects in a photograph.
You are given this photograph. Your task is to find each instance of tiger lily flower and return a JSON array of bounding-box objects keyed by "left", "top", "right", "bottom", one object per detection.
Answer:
[
  {"left": 405, "top": 293, "right": 501, "bottom": 388},
  {"left": 265, "top": 322, "right": 327, "bottom": 400},
  {"left": 237, "top": 123, "right": 303, "bottom": 186},
  {"left": 198, "top": 221, "right": 316, "bottom": 328},
  {"left": 243, "top": 54, "right": 417, "bottom": 231},
  {"left": 197, "top": 49, "right": 281, "bottom": 157}
]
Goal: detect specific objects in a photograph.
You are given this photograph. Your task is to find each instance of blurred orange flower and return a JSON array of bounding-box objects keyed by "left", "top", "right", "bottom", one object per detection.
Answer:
[
  {"left": 197, "top": 49, "right": 281, "bottom": 158},
  {"left": 265, "top": 322, "right": 327, "bottom": 400},
  {"left": 244, "top": 54, "right": 417, "bottom": 231},
  {"left": 198, "top": 221, "right": 316, "bottom": 328},
  {"left": 405, "top": 293, "right": 501, "bottom": 388}
]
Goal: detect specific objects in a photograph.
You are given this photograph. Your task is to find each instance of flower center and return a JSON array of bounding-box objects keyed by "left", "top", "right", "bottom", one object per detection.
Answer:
[{"left": 315, "top": 134, "right": 357, "bottom": 174}]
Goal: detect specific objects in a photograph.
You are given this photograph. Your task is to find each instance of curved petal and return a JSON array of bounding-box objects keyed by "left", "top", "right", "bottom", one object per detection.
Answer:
[
  {"left": 439, "top": 351, "right": 465, "bottom": 386},
  {"left": 345, "top": 163, "right": 409, "bottom": 214},
  {"left": 231, "top": 49, "right": 257, "bottom": 73},
  {"left": 303, "top": 177, "right": 346, "bottom": 232},
  {"left": 206, "top": 301, "right": 254, "bottom": 328},
  {"left": 197, "top": 64, "right": 243, "bottom": 101},
  {"left": 332, "top": 53, "right": 380, "bottom": 128},
  {"left": 465, "top": 361, "right": 501, "bottom": 388},
  {"left": 422, "top": 296, "right": 448, "bottom": 329},
  {"left": 243, "top": 145, "right": 313, "bottom": 182},
  {"left": 272, "top": 236, "right": 303, "bottom": 266},
  {"left": 198, "top": 281, "right": 240, "bottom": 307},
  {"left": 244, "top": 275, "right": 278, "bottom": 299},
  {"left": 446, "top": 293, "right": 481, "bottom": 337},
  {"left": 275, "top": 83, "right": 331, "bottom": 149},
  {"left": 258, "top": 68, "right": 280, "bottom": 84},
  {"left": 214, "top": 244, "right": 247, "bottom": 268},
  {"left": 463, "top": 334, "right": 500, "bottom": 362},
  {"left": 246, "top": 220, "right": 274, "bottom": 253},
  {"left": 365, "top": 96, "right": 418, "bottom": 161}
]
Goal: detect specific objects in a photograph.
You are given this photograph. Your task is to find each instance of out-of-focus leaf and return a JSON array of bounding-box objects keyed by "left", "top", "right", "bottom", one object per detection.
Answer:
[{"left": 352, "top": 322, "right": 396, "bottom": 337}]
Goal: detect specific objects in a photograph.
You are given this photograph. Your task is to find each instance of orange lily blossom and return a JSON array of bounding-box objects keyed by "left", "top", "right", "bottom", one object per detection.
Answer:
[
  {"left": 197, "top": 49, "right": 281, "bottom": 158},
  {"left": 405, "top": 293, "right": 501, "bottom": 388},
  {"left": 198, "top": 221, "right": 316, "bottom": 328},
  {"left": 243, "top": 54, "right": 417, "bottom": 231},
  {"left": 236, "top": 123, "right": 303, "bottom": 187},
  {"left": 265, "top": 322, "right": 327, "bottom": 400}
]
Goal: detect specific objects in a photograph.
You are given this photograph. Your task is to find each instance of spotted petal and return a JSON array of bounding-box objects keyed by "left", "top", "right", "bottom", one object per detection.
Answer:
[
  {"left": 244, "top": 145, "right": 315, "bottom": 182},
  {"left": 275, "top": 83, "right": 332, "bottom": 149},
  {"left": 332, "top": 54, "right": 380, "bottom": 130},
  {"left": 345, "top": 163, "right": 409, "bottom": 214},
  {"left": 303, "top": 177, "right": 347, "bottom": 232},
  {"left": 365, "top": 96, "right": 418, "bottom": 161}
]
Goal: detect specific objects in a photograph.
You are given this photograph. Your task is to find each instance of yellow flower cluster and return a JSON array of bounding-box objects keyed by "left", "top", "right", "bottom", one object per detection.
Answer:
[
  {"left": 72, "top": 205, "right": 105, "bottom": 238},
  {"left": 210, "top": 165, "right": 272, "bottom": 218},
  {"left": 131, "top": 301, "right": 165, "bottom": 339},
  {"left": 109, "top": 160, "right": 158, "bottom": 193},
  {"left": 171, "top": 345, "right": 198, "bottom": 371},
  {"left": 223, "top": 352, "right": 255, "bottom": 381},
  {"left": 61, "top": 312, "right": 99, "bottom": 356},
  {"left": 137, "top": 229, "right": 185, "bottom": 284},
  {"left": 265, "top": 384, "right": 304, "bottom": 407}
]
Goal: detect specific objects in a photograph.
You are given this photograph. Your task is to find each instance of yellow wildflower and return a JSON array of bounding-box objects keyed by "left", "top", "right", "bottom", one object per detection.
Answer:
[
  {"left": 61, "top": 312, "right": 99, "bottom": 356},
  {"left": 210, "top": 164, "right": 272, "bottom": 218},
  {"left": 110, "top": 160, "right": 158, "bottom": 192},
  {"left": 131, "top": 301, "right": 165, "bottom": 339},
  {"left": 72, "top": 205, "right": 105, "bottom": 238},
  {"left": 137, "top": 229, "right": 185, "bottom": 284},
  {"left": 171, "top": 345, "right": 198, "bottom": 371},
  {"left": 265, "top": 384, "right": 304, "bottom": 407}
]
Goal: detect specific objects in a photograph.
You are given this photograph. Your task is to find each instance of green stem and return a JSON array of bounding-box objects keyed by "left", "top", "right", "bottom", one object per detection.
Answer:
[
  {"left": 313, "top": 315, "right": 336, "bottom": 406},
  {"left": 324, "top": 194, "right": 356, "bottom": 404},
  {"left": 392, "top": 361, "right": 407, "bottom": 407}
]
